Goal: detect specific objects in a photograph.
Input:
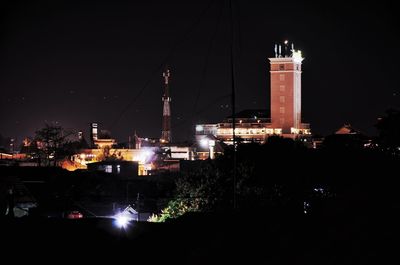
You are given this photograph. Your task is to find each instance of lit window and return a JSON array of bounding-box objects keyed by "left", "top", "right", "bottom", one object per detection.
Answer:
[
  {"left": 279, "top": 74, "right": 285, "bottom": 81},
  {"left": 279, "top": 85, "right": 285, "bottom": 92},
  {"left": 279, "top": 96, "right": 285, "bottom": 103},
  {"left": 117, "top": 165, "right": 121, "bottom": 174},
  {"left": 279, "top": 107, "right": 285, "bottom": 114},
  {"left": 105, "top": 165, "right": 112, "bottom": 173}
]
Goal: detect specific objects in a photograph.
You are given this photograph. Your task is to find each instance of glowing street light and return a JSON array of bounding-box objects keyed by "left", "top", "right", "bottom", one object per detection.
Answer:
[
  {"left": 114, "top": 214, "right": 130, "bottom": 229},
  {"left": 200, "top": 138, "right": 209, "bottom": 148},
  {"left": 195, "top": 125, "right": 204, "bottom": 132},
  {"left": 199, "top": 137, "right": 216, "bottom": 159}
]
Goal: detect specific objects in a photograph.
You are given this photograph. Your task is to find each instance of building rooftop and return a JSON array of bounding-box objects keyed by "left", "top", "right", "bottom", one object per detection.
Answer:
[
  {"left": 335, "top": 124, "right": 362, "bottom": 135},
  {"left": 226, "top": 109, "right": 269, "bottom": 119}
]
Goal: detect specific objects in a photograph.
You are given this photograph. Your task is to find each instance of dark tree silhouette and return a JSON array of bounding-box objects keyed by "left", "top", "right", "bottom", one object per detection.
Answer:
[
  {"left": 34, "top": 123, "right": 72, "bottom": 166},
  {"left": 375, "top": 108, "right": 400, "bottom": 154}
]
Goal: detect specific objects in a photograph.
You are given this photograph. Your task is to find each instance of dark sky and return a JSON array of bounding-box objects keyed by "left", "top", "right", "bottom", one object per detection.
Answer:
[{"left": 1, "top": 0, "right": 399, "bottom": 143}]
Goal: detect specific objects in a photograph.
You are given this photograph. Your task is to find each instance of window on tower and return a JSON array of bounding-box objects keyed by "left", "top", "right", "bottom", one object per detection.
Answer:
[
  {"left": 280, "top": 96, "right": 285, "bottom": 103},
  {"left": 279, "top": 64, "right": 285, "bottom": 70},
  {"left": 279, "top": 85, "right": 285, "bottom": 92},
  {"left": 279, "top": 74, "right": 285, "bottom": 81},
  {"left": 279, "top": 107, "right": 285, "bottom": 114}
]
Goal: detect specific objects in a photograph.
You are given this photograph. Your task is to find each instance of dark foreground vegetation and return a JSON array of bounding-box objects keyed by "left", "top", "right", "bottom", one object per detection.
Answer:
[
  {"left": 1, "top": 211, "right": 398, "bottom": 264},
  {"left": 2, "top": 127, "right": 400, "bottom": 263}
]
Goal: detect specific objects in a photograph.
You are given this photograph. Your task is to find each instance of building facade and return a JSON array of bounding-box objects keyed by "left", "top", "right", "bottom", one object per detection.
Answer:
[
  {"left": 196, "top": 41, "right": 311, "bottom": 145},
  {"left": 269, "top": 45, "right": 309, "bottom": 135}
]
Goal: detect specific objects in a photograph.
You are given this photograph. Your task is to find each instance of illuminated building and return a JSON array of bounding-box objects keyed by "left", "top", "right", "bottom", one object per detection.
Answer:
[
  {"left": 68, "top": 123, "right": 195, "bottom": 175},
  {"left": 212, "top": 109, "right": 277, "bottom": 144},
  {"left": 270, "top": 41, "right": 310, "bottom": 135},
  {"left": 70, "top": 147, "right": 157, "bottom": 176},
  {"left": 196, "top": 41, "right": 311, "bottom": 145},
  {"left": 87, "top": 161, "right": 139, "bottom": 177},
  {"left": 89, "top": 122, "right": 117, "bottom": 149},
  {"left": 90, "top": 122, "right": 98, "bottom": 143},
  {"left": 194, "top": 135, "right": 224, "bottom": 160}
]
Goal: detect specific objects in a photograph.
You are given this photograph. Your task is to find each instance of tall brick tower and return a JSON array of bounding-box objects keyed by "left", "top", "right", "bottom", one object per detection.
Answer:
[
  {"left": 269, "top": 41, "right": 305, "bottom": 135},
  {"left": 161, "top": 67, "right": 171, "bottom": 143}
]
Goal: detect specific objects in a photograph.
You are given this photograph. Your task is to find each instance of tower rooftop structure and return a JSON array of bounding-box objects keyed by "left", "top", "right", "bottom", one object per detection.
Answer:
[{"left": 269, "top": 40, "right": 310, "bottom": 135}]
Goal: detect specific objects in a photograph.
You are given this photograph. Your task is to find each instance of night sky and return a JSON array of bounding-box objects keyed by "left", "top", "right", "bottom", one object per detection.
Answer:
[{"left": 1, "top": 0, "right": 399, "bottom": 144}]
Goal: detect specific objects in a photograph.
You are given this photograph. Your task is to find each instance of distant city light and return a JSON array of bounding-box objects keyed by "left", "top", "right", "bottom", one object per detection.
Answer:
[
  {"left": 200, "top": 138, "right": 209, "bottom": 148},
  {"left": 195, "top": 125, "right": 204, "bottom": 132},
  {"left": 114, "top": 215, "right": 129, "bottom": 228},
  {"left": 139, "top": 149, "right": 154, "bottom": 164},
  {"left": 303, "top": 201, "right": 310, "bottom": 214}
]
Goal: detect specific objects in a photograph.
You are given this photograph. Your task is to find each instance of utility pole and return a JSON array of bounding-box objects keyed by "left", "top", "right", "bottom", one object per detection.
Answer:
[
  {"left": 136, "top": 193, "right": 140, "bottom": 222},
  {"left": 229, "top": 0, "right": 237, "bottom": 210}
]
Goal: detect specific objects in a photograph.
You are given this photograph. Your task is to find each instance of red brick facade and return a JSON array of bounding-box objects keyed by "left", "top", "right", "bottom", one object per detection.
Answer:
[{"left": 270, "top": 57, "right": 303, "bottom": 134}]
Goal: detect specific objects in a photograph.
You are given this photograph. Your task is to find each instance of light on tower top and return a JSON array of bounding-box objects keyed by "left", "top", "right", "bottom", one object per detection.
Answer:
[
  {"left": 163, "top": 69, "right": 170, "bottom": 85},
  {"left": 292, "top": 50, "right": 303, "bottom": 63}
]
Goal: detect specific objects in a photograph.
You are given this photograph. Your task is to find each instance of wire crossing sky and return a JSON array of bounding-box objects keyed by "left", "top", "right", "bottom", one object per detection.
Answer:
[{"left": 1, "top": 0, "right": 399, "bottom": 143}]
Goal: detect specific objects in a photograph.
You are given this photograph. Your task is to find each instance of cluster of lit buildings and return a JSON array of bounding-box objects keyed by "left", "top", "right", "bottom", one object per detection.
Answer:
[
  {"left": 196, "top": 41, "right": 310, "bottom": 145},
  {"left": 2, "top": 41, "right": 311, "bottom": 176}
]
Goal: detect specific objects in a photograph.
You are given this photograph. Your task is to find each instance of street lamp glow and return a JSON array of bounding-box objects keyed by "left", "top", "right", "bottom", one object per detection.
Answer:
[
  {"left": 139, "top": 149, "right": 154, "bottom": 164},
  {"left": 200, "top": 138, "right": 209, "bottom": 148},
  {"left": 195, "top": 125, "right": 203, "bottom": 132},
  {"left": 114, "top": 215, "right": 129, "bottom": 228}
]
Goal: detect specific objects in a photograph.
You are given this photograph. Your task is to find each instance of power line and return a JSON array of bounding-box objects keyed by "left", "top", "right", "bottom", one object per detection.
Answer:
[
  {"left": 229, "top": 0, "right": 237, "bottom": 210},
  {"left": 192, "top": 1, "right": 225, "bottom": 119},
  {"left": 172, "top": 93, "right": 231, "bottom": 129},
  {"left": 108, "top": 0, "right": 217, "bottom": 131}
]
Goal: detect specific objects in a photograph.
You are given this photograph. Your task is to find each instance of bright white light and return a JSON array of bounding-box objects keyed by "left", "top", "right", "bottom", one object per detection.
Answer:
[
  {"left": 139, "top": 149, "right": 153, "bottom": 164},
  {"left": 114, "top": 215, "right": 129, "bottom": 228},
  {"left": 200, "top": 138, "right": 209, "bottom": 148},
  {"left": 292, "top": 50, "right": 303, "bottom": 63},
  {"left": 144, "top": 150, "right": 153, "bottom": 160},
  {"left": 195, "top": 125, "right": 203, "bottom": 132},
  {"left": 208, "top": 140, "right": 215, "bottom": 147}
]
